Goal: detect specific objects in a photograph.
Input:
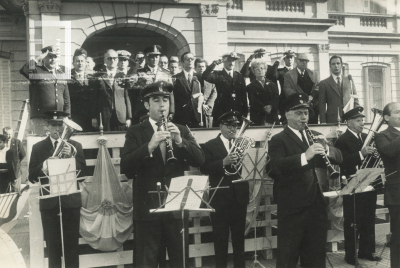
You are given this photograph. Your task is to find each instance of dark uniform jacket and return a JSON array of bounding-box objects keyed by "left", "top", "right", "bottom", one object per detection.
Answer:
[
  {"left": 269, "top": 126, "right": 342, "bottom": 209},
  {"left": 93, "top": 72, "right": 132, "bottom": 127},
  {"left": 20, "top": 60, "right": 70, "bottom": 119},
  {"left": 5, "top": 138, "right": 26, "bottom": 182},
  {"left": 200, "top": 134, "right": 249, "bottom": 208},
  {"left": 319, "top": 75, "right": 359, "bottom": 124},
  {"left": 334, "top": 129, "right": 367, "bottom": 178},
  {"left": 240, "top": 60, "right": 280, "bottom": 84},
  {"left": 68, "top": 69, "right": 96, "bottom": 131},
  {"left": 28, "top": 137, "right": 86, "bottom": 210},
  {"left": 202, "top": 64, "right": 248, "bottom": 122},
  {"left": 120, "top": 119, "right": 205, "bottom": 221},
  {"left": 246, "top": 79, "right": 279, "bottom": 125},
  {"left": 375, "top": 126, "right": 400, "bottom": 206},
  {"left": 172, "top": 71, "right": 202, "bottom": 126},
  {"left": 276, "top": 67, "right": 291, "bottom": 116}
]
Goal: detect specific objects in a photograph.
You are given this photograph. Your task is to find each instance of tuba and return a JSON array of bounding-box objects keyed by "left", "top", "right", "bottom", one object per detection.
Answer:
[
  {"left": 360, "top": 108, "right": 384, "bottom": 169},
  {"left": 52, "top": 118, "right": 83, "bottom": 158},
  {"left": 224, "top": 117, "right": 255, "bottom": 175}
]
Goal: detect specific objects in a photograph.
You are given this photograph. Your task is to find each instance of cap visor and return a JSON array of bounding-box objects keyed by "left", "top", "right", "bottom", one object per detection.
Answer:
[
  {"left": 289, "top": 103, "right": 310, "bottom": 111},
  {"left": 144, "top": 92, "right": 171, "bottom": 98}
]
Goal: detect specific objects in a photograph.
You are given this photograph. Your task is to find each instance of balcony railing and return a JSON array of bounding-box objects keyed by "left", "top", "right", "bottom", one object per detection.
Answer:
[
  {"left": 265, "top": 1, "right": 305, "bottom": 12},
  {"left": 329, "top": 15, "right": 344, "bottom": 26},
  {"left": 360, "top": 17, "right": 387, "bottom": 27}
]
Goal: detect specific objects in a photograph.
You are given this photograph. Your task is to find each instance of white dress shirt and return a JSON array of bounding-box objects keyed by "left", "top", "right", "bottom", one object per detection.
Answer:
[
  {"left": 220, "top": 134, "right": 232, "bottom": 154},
  {"left": 183, "top": 69, "right": 195, "bottom": 82},
  {"left": 297, "top": 68, "right": 305, "bottom": 76},
  {"left": 224, "top": 68, "right": 233, "bottom": 78},
  {"left": 288, "top": 125, "right": 309, "bottom": 166},
  {"left": 285, "top": 66, "right": 293, "bottom": 71},
  {"left": 0, "top": 146, "right": 7, "bottom": 163},
  {"left": 331, "top": 73, "right": 342, "bottom": 85}
]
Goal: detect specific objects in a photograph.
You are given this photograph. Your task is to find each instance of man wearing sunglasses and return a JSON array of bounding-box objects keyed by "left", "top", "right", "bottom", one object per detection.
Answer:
[{"left": 200, "top": 111, "right": 249, "bottom": 268}]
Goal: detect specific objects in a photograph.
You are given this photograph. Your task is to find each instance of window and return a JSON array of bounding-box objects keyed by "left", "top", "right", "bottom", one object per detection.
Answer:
[
  {"left": 327, "top": 0, "right": 344, "bottom": 12},
  {"left": 363, "top": 0, "right": 387, "bottom": 14},
  {"left": 0, "top": 58, "right": 12, "bottom": 131}
]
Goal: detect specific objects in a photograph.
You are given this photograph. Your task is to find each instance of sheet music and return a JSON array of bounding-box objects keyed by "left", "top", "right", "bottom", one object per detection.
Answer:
[
  {"left": 150, "top": 175, "right": 208, "bottom": 212},
  {"left": 47, "top": 158, "right": 77, "bottom": 195}
]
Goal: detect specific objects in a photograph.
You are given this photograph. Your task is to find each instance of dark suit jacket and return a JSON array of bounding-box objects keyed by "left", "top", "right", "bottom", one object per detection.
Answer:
[
  {"left": 283, "top": 68, "right": 319, "bottom": 100},
  {"left": 319, "top": 75, "right": 359, "bottom": 123},
  {"left": 277, "top": 67, "right": 291, "bottom": 113},
  {"left": 120, "top": 119, "right": 205, "bottom": 221},
  {"left": 20, "top": 60, "right": 70, "bottom": 119},
  {"left": 5, "top": 138, "right": 26, "bottom": 182},
  {"left": 28, "top": 137, "right": 86, "bottom": 210},
  {"left": 172, "top": 71, "right": 202, "bottom": 125},
  {"left": 200, "top": 134, "right": 249, "bottom": 208},
  {"left": 246, "top": 79, "right": 279, "bottom": 125},
  {"left": 202, "top": 64, "right": 248, "bottom": 120},
  {"left": 375, "top": 126, "right": 400, "bottom": 206},
  {"left": 240, "top": 60, "right": 280, "bottom": 84},
  {"left": 202, "top": 79, "right": 217, "bottom": 116},
  {"left": 269, "top": 126, "right": 342, "bottom": 209},
  {"left": 93, "top": 72, "right": 132, "bottom": 128},
  {"left": 334, "top": 129, "right": 367, "bottom": 178},
  {"left": 68, "top": 69, "right": 96, "bottom": 131}
]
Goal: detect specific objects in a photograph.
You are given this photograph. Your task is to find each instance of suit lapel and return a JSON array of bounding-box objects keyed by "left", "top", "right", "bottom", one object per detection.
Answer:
[
  {"left": 345, "top": 129, "right": 363, "bottom": 147},
  {"left": 216, "top": 134, "right": 229, "bottom": 156},
  {"left": 284, "top": 126, "right": 308, "bottom": 151},
  {"left": 44, "top": 136, "right": 55, "bottom": 155},
  {"left": 141, "top": 119, "right": 163, "bottom": 161},
  {"left": 290, "top": 70, "right": 305, "bottom": 94},
  {"left": 222, "top": 69, "right": 233, "bottom": 83},
  {"left": 327, "top": 76, "right": 341, "bottom": 98},
  {"left": 388, "top": 126, "right": 400, "bottom": 137},
  {"left": 178, "top": 71, "right": 191, "bottom": 93},
  {"left": 101, "top": 74, "right": 113, "bottom": 90},
  {"left": 306, "top": 69, "right": 316, "bottom": 84}
]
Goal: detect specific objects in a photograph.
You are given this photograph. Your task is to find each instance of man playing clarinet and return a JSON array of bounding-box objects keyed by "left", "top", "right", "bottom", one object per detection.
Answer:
[
  {"left": 269, "top": 93, "right": 342, "bottom": 268},
  {"left": 121, "top": 81, "right": 204, "bottom": 268}
]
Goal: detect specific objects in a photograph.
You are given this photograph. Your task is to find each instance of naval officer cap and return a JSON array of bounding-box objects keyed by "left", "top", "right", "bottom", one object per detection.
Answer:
[
  {"left": 117, "top": 50, "right": 131, "bottom": 60},
  {"left": 222, "top": 52, "right": 240, "bottom": 61},
  {"left": 217, "top": 111, "right": 241, "bottom": 125},
  {"left": 342, "top": 107, "right": 365, "bottom": 122},
  {"left": 144, "top": 45, "right": 162, "bottom": 56},
  {"left": 283, "top": 50, "right": 296, "bottom": 57},
  {"left": 141, "top": 81, "right": 173, "bottom": 98},
  {"left": 43, "top": 110, "right": 70, "bottom": 123},
  {"left": 254, "top": 48, "right": 267, "bottom": 55},
  {"left": 282, "top": 93, "right": 310, "bottom": 112},
  {"left": 297, "top": 53, "right": 310, "bottom": 61},
  {"left": 41, "top": 45, "right": 59, "bottom": 57}
]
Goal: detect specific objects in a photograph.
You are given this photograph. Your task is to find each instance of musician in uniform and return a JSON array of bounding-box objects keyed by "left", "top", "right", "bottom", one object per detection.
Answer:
[
  {"left": 117, "top": 50, "right": 132, "bottom": 75},
  {"left": 202, "top": 52, "right": 248, "bottom": 127},
  {"left": 246, "top": 58, "right": 279, "bottom": 126},
  {"left": 319, "top": 55, "right": 359, "bottom": 124},
  {"left": 120, "top": 81, "right": 204, "bottom": 268},
  {"left": 28, "top": 110, "right": 86, "bottom": 268},
  {"left": 375, "top": 102, "right": 400, "bottom": 268},
  {"left": 20, "top": 45, "right": 70, "bottom": 136},
  {"left": 334, "top": 107, "right": 380, "bottom": 265},
  {"left": 200, "top": 111, "right": 249, "bottom": 268},
  {"left": 283, "top": 53, "right": 319, "bottom": 124},
  {"left": 269, "top": 93, "right": 342, "bottom": 267}
]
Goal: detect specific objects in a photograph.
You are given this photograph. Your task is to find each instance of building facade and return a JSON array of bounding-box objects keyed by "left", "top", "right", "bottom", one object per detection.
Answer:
[{"left": 0, "top": 0, "right": 399, "bottom": 132}]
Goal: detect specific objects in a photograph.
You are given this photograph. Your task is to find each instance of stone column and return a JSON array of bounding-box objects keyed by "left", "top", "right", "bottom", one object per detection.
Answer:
[
  {"left": 199, "top": 4, "right": 220, "bottom": 63},
  {"left": 318, "top": 44, "right": 331, "bottom": 80}
]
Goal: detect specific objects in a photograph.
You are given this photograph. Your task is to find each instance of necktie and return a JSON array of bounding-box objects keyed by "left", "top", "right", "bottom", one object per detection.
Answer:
[
  {"left": 229, "top": 139, "right": 232, "bottom": 150},
  {"left": 54, "top": 141, "right": 58, "bottom": 154},
  {"left": 156, "top": 122, "right": 167, "bottom": 164},
  {"left": 187, "top": 73, "right": 192, "bottom": 85},
  {"left": 108, "top": 73, "right": 113, "bottom": 79},
  {"left": 230, "top": 72, "right": 233, "bottom": 78},
  {"left": 358, "top": 133, "right": 363, "bottom": 143},
  {"left": 300, "top": 131, "right": 309, "bottom": 147},
  {"left": 337, "top": 76, "right": 342, "bottom": 96}
]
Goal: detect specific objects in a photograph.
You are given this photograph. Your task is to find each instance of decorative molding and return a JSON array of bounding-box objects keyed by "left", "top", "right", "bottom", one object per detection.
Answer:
[
  {"left": 318, "top": 44, "right": 330, "bottom": 52},
  {"left": 200, "top": 4, "right": 219, "bottom": 17},
  {"left": 38, "top": 0, "right": 61, "bottom": 13},
  {"left": 227, "top": 0, "right": 242, "bottom": 10}
]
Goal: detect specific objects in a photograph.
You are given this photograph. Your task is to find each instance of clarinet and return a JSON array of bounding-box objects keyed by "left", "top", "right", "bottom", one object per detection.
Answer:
[
  {"left": 161, "top": 115, "right": 178, "bottom": 164},
  {"left": 304, "top": 124, "right": 340, "bottom": 180}
]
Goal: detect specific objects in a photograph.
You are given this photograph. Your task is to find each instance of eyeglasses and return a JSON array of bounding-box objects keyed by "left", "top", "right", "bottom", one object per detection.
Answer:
[
  {"left": 107, "top": 57, "right": 118, "bottom": 61},
  {"left": 160, "top": 61, "right": 168, "bottom": 64},
  {"left": 223, "top": 124, "right": 239, "bottom": 129},
  {"left": 184, "top": 58, "right": 195, "bottom": 62}
]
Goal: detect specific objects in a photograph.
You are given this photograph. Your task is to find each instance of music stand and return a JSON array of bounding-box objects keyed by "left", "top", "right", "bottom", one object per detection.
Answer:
[
  {"left": 37, "top": 158, "right": 81, "bottom": 268},
  {"left": 149, "top": 175, "right": 216, "bottom": 268}
]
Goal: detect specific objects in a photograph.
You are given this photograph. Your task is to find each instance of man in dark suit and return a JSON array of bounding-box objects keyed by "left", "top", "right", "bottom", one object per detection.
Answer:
[
  {"left": 2, "top": 127, "right": 26, "bottom": 193},
  {"left": 93, "top": 49, "right": 132, "bottom": 131},
  {"left": 269, "top": 93, "right": 342, "bottom": 267},
  {"left": 246, "top": 59, "right": 279, "bottom": 126},
  {"left": 29, "top": 111, "right": 86, "bottom": 268},
  {"left": 375, "top": 102, "right": 400, "bottom": 268},
  {"left": 334, "top": 107, "right": 380, "bottom": 265},
  {"left": 202, "top": 52, "right": 248, "bottom": 127},
  {"left": 283, "top": 53, "right": 319, "bottom": 124},
  {"left": 319, "top": 55, "right": 359, "bottom": 124},
  {"left": 195, "top": 58, "right": 217, "bottom": 128},
  {"left": 131, "top": 45, "right": 175, "bottom": 125},
  {"left": 200, "top": 111, "right": 249, "bottom": 268},
  {"left": 120, "top": 81, "right": 204, "bottom": 268},
  {"left": 276, "top": 50, "right": 296, "bottom": 124},
  {"left": 172, "top": 52, "right": 203, "bottom": 128},
  {"left": 68, "top": 48, "right": 97, "bottom": 132},
  {"left": 20, "top": 45, "right": 70, "bottom": 136},
  {"left": 240, "top": 48, "right": 281, "bottom": 84}
]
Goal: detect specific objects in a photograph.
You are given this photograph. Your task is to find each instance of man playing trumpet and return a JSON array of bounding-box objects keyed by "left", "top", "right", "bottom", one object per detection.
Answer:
[
  {"left": 269, "top": 93, "right": 342, "bottom": 268},
  {"left": 28, "top": 110, "right": 86, "bottom": 268},
  {"left": 121, "top": 81, "right": 204, "bottom": 268}
]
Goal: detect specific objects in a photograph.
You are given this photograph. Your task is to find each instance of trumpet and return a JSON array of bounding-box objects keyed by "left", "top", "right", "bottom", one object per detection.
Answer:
[
  {"left": 52, "top": 118, "right": 83, "bottom": 158},
  {"left": 304, "top": 124, "right": 340, "bottom": 180},
  {"left": 161, "top": 114, "right": 177, "bottom": 164}
]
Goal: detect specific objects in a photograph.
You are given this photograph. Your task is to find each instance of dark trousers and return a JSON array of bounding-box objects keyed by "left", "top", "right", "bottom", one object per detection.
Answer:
[
  {"left": 104, "top": 109, "right": 126, "bottom": 131},
  {"left": 343, "top": 191, "right": 377, "bottom": 260},
  {"left": 41, "top": 206, "right": 80, "bottom": 268},
  {"left": 276, "top": 192, "right": 328, "bottom": 268},
  {"left": 135, "top": 213, "right": 189, "bottom": 268},
  {"left": 388, "top": 205, "right": 400, "bottom": 268},
  {"left": 0, "top": 163, "right": 9, "bottom": 194},
  {"left": 210, "top": 201, "right": 247, "bottom": 268}
]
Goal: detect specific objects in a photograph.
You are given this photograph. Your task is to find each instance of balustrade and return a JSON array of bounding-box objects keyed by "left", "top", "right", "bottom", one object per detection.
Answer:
[
  {"left": 360, "top": 17, "right": 387, "bottom": 27},
  {"left": 329, "top": 15, "right": 345, "bottom": 26},
  {"left": 265, "top": 1, "right": 305, "bottom": 12}
]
